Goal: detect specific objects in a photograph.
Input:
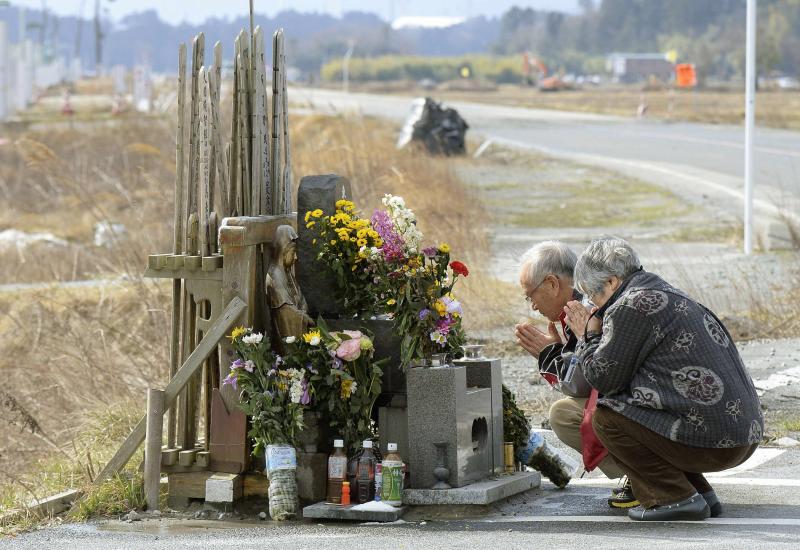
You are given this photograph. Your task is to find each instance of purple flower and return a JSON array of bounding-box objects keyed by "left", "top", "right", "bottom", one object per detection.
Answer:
[
  {"left": 300, "top": 379, "right": 311, "bottom": 405},
  {"left": 222, "top": 372, "right": 238, "bottom": 390},
  {"left": 371, "top": 210, "right": 406, "bottom": 261},
  {"left": 436, "top": 316, "right": 453, "bottom": 335},
  {"left": 418, "top": 308, "right": 431, "bottom": 320},
  {"left": 422, "top": 246, "right": 437, "bottom": 258},
  {"left": 244, "top": 360, "right": 255, "bottom": 373},
  {"left": 273, "top": 356, "right": 284, "bottom": 369},
  {"left": 332, "top": 357, "right": 344, "bottom": 370},
  {"left": 305, "top": 362, "right": 318, "bottom": 374},
  {"left": 231, "top": 359, "right": 244, "bottom": 370}
]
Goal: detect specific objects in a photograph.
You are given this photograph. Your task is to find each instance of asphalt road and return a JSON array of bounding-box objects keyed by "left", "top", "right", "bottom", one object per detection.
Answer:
[
  {"left": 291, "top": 87, "right": 800, "bottom": 232},
  {"left": 5, "top": 442, "right": 799, "bottom": 549}
]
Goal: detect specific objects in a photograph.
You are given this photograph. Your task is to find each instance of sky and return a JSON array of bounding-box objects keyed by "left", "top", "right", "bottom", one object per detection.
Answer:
[{"left": 8, "top": 1, "right": 582, "bottom": 25}]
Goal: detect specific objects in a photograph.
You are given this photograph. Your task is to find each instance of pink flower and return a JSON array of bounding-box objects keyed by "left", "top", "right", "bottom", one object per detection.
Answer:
[
  {"left": 342, "top": 330, "right": 363, "bottom": 339},
  {"left": 336, "top": 338, "right": 362, "bottom": 361}
]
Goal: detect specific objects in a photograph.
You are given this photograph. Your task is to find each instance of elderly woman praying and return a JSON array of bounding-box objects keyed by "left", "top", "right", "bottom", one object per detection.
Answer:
[{"left": 563, "top": 236, "right": 762, "bottom": 522}]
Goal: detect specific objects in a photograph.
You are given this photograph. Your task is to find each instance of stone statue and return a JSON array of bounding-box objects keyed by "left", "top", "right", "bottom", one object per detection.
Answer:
[{"left": 266, "top": 225, "right": 313, "bottom": 350}]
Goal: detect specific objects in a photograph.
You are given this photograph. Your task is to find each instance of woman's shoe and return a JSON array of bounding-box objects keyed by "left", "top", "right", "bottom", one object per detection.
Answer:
[
  {"left": 628, "top": 493, "right": 711, "bottom": 521},
  {"left": 702, "top": 489, "right": 723, "bottom": 517},
  {"left": 608, "top": 477, "right": 640, "bottom": 508}
]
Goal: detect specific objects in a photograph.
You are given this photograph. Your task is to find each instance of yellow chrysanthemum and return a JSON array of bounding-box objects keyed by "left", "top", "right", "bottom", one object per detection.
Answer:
[
  {"left": 387, "top": 298, "right": 396, "bottom": 306},
  {"left": 438, "top": 243, "right": 451, "bottom": 254},
  {"left": 304, "top": 211, "right": 312, "bottom": 223},
  {"left": 340, "top": 379, "right": 354, "bottom": 399},
  {"left": 306, "top": 221, "right": 316, "bottom": 228},
  {"left": 228, "top": 326, "right": 247, "bottom": 341},
  {"left": 339, "top": 233, "right": 349, "bottom": 241},
  {"left": 357, "top": 238, "right": 367, "bottom": 247},
  {"left": 330, "top": 240, "right": 337, "bottom": 245},
  {"left": 303, "top": 329, "right": 321, "bottom": 344},
  {"left": 311, "top": 209, "right": 324, "bottom": 218},
  {"left": 434, "top": 300, "right": 447, "bottom": 316},
  {"left": 350, "top": 237, "right": 356, "bottom": 242}
]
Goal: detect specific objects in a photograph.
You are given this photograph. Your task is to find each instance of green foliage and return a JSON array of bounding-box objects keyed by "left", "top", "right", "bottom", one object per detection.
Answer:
[
  {"left": 321, "top": 55, "right": 524, "bottom": 84},
  {"left": 502, "top": 385, "right": 531, "bottom": 452},
  {"left": 70, "top": 471, "right": 146, "bottom": 521}
]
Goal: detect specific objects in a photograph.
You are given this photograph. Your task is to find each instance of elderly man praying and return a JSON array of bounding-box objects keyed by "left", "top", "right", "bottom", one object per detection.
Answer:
[{"left": 515, "top": 241, "right": 634, "bottom": 508}]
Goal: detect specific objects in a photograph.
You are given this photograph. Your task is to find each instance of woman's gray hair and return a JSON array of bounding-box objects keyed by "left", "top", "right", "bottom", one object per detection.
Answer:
[
  {"left": 520, "top": 241, "right": 577, "bottom": 287},
  {"left": 574, "top": 236, "right": 641, "bottom": 297}
]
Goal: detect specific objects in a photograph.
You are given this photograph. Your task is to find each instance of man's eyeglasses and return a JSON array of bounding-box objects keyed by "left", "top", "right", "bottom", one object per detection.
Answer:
[{"left": 523, "top": 277, "right": 547, "bottom": 304}]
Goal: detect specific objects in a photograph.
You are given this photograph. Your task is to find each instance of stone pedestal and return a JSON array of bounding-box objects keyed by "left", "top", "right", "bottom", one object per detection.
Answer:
[
  {"left": 454, "top": 358, "right": 505, "bottom": 475},
  {"left": 406, "top": 366, "right": 495, "bottom": 489}
]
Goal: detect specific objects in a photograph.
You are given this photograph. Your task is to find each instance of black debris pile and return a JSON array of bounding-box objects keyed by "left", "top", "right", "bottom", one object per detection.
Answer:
[{"left": 396, "top": 97, "right": 469, "bottom": 156}]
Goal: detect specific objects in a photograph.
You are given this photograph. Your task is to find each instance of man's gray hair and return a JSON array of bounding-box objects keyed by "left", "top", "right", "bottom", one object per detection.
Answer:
[
  {"left": 520, "top": 241, "right": 577, "bottom": 287},
  {"left": 574, "top": 236, "right": 641, "bottom": 297}
]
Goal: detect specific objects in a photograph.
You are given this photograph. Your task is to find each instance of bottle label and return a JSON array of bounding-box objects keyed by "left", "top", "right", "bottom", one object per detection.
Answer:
[
  {"left": 328, "top": 456, "right": 347, "bottom": 478},
  {"left": 266, "top": 445, "right": 297, "bottom": 472},
  {"left": 381, "top": 461, "right": 404, "bottom": 503}
]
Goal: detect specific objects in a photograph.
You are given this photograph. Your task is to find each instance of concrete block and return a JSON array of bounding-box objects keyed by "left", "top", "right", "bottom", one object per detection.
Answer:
[
  {"left": 403, "top": 471, "right": 541, "bottom": 506},
  {"left": 297, "top": 452, "right": 328, "bottom": 503},
  {"left": 205, "top": 473, "right": 243, "bottom": 503},
  {"left": 455, "top": 358, "right": 505, "bottom": 475},
  {"left": 762, "top": 220, "right": 798, "bottom": 251},
  {"left": 378, "top": 405, "right": 409, "bottom": 460},
  {"left": 302, "top": 501, "right": 406, "bottom": 522},
  {"left": 407, "top": 366, "right": 494, "bottom": 489}
]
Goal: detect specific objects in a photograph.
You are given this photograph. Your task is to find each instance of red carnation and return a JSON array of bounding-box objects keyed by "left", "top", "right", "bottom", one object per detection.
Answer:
[{"left": 450, "top": 261, "right": 469, "bottom": 277}]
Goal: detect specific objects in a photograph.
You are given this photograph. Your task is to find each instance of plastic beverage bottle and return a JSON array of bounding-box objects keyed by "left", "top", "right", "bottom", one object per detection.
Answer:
[
  {"left": 374, "top": 462, "right": 383, "bottom": 501},
  {"left": 341, "top": 481, "right": 351, "bottom": 506},
  {"left": 356, "top": 440, "right": 377, "bottom": 503},
  {"left": 381, "top": 443, "right": 404, "bottom": 506},
  {"left": 326, "top": 439, "right": 348, "bottom": 504}
]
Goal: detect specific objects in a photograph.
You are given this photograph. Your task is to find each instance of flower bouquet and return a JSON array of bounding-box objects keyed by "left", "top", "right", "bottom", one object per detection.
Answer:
[
  {"left": 225, "top": 327, "right": 314, "bottom": 520},
  {"left": 371, "top": 196, "right": 469, "bottom": 368},
  {"left": 304, "top": 200, "right": 384, "bottom": 316},
  {"left": 305, "top": 194, "right": 470, "bottom": 369},
  {"left": 282, "top": 322, "right": 384, "bottom": 459}
]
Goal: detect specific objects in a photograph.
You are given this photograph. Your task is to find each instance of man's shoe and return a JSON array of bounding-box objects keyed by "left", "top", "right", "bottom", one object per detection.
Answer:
[
  {"left": 628, "top": 493, "right": 710, "bottom": 521},
  {"left": 701, "top": 489, "right": 722, "bottom": 518},
  {"left": 608, "top": 477, "right": 639, "bottom": 508}
]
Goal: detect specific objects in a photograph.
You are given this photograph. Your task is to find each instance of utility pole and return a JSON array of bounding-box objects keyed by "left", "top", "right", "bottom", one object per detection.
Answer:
[
  {"left": 75, "top": 0, "right": 86, "bottom": 59},
  {"left": 342, "top": 41, "right": 354, "bottom": 93},
  {"left": 744, "top": 0, "right": 757, "bottom": 255},
  {"left": 94, "top": 0, "right": 102, "bottom": 72}
]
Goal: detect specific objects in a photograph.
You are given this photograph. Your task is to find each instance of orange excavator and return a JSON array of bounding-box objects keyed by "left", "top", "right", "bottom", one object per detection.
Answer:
[{"left": 522, "top": 53, "right": 571, "bottom": 91}]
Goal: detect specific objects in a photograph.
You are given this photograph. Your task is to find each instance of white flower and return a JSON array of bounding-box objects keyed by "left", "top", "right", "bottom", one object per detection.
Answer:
[
  {"left": 284, "top": 336, "right": 296, "bottom": 344},
  {"left": 289, "top": 379, "right": 303, "bottom": 404},
  {"left": 242, "top": 332, "right": 263, "bottom": 345},
  {"left": 309, "top": 335, "right": 321, "bottom": 346},
  {"left": 244, "top": 360, "right": 255, "bottom": 373},
  {"left": 349, "top": 381, "right": 358, "bottom": 396}
]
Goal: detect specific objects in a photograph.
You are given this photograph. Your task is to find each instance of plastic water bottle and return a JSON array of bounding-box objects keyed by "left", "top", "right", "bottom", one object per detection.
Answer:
[
  {"left": 380, "top": 443, "right": 404, "bottom": 506},
  {"left": 356, "top": 440, "right": 377, "bottom": 503}
]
